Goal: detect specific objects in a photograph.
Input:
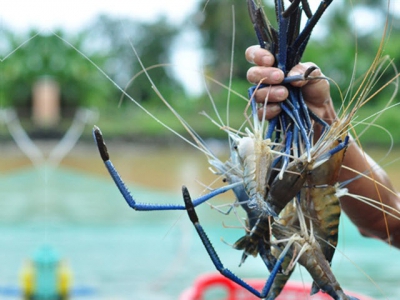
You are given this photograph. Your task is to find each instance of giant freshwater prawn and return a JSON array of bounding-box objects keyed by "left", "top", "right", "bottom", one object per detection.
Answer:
[{"left": 53, "top": 0, "right": 400, "bottom": 298}]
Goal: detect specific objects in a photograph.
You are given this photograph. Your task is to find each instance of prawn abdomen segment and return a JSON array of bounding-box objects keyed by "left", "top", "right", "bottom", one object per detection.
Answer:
[
  {"left": 238, "top": 136, "right": 276, "bottom": 214},
  {"left": 303, "top": 184, "right": 342, "bottom": 270}
]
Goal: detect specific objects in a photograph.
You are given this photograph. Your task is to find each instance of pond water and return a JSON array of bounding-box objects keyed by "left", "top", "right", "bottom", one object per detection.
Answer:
[{"left": 0, "top": 141, "right": 399, "bottom": 299}]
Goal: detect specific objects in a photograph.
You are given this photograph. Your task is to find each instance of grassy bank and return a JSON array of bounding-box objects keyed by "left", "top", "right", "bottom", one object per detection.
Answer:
[
  {"left": 90, "top": 99, "right": 400, "bottom": 148},
  {"left": 1, "top": 84, "right": 399, "bottom": 147}
]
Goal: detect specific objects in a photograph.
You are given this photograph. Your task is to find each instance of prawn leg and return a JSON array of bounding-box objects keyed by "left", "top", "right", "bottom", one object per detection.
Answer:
[
  {"left": 182, "top": 186, "right": 291, "bottom": 299},
  {"left": 93, "top": 126, "right": 241, "bottom": 211},
  {"left": 265, "top": 199, "right": 298, "bottom": 299}
]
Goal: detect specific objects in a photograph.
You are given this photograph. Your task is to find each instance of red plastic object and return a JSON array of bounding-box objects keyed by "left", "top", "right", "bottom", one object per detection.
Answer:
[{"left": 179, "top": 273, "right": 375, "bottom": 300}]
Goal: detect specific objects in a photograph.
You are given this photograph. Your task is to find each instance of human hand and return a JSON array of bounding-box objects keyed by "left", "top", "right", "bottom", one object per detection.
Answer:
[{"left": 245, "top": 45, "right": 336, "bottom": 124}]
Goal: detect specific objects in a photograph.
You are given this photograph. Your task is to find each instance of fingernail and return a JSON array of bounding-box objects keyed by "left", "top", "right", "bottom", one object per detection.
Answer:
[
  {"left": 261, "top": 55, "right": 273, "bottom": 66},
  {"left": 247, "top": 48, "right": 256, "bottom": 64},
  {"left": 269, "top": 104, "right": 281, "bottom": 113},
  {"left": 276, "top": 87, "right": 287, "bottom": 100},
  {"left": 272, "top": 70, "right": 283, "bottom": 82}
]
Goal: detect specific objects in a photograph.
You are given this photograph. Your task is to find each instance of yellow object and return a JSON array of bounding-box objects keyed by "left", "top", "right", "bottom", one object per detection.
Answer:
[
  {"left": 20, "top": 260, "right": 35, "bottom": 298},
  {"left": 20, "top": 246, "right": 73, "bottom": 300},
  {"left": 58, "top": 260, "right": 72, "bottom": 297}
]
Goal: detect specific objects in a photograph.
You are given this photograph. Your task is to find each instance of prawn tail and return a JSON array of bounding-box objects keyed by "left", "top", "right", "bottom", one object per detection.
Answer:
[{"left": 233, "top": 215, "right": 277, "bottom": 272}]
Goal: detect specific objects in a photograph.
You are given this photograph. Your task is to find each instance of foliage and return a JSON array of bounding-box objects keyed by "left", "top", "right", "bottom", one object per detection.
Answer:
[
  {"left": 81, "top": 15, "right": 184, "bottom": 106},
  {"left": 0, "top": 1, "right": 399, "bottom": 146},
  {"left": 0, "top": 16, "right": 185, "bottom": 117},
  {"left": 302, "top": 1, "right": 400, "bottom": 109},
  {"left": 193, "top": 0, "right": 271, "bottom": 87},
  {"left": 0, "top": 28, "right": 112, "bottom": 115}
]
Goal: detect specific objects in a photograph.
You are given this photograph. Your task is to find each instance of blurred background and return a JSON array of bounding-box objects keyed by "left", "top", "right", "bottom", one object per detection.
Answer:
[{"left": 0, "top": 0, "right": 400, "bottom": 299}]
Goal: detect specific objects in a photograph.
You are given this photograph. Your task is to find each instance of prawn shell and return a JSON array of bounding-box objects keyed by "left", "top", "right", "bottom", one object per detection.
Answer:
[
  {"left": 272, "top": 223, "right": 349, "bottom": 300},
  {"left": 267, "top": 160, "right": 309, "bottom": 214},
  {"left": 313, "top": 131, "right": 348, "bottom": 185},
  {"left": 303, "top": 185, "right": 341, "bottom": 265}
]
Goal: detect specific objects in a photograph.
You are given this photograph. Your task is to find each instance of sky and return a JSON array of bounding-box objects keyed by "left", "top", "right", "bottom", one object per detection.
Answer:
[
  {"left": 0, "top": 0, "right": 198, "bottom": 32},
  {"left": 1, "top": 1, "right": 398, "bottom": 43}
]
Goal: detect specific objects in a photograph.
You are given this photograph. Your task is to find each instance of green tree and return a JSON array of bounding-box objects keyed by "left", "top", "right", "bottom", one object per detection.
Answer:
[
  {"left": 0, "top": 15, "right": 185, "bottom": 118},
  {"left": 302, "top": 0, "right": 400, "bottom": 108},
  {"left": 194, "top": 0, "right": 268, "bottom": 85},
  {"left": 0, "top": 28, "right": 112, "bottom": 116},
  {"left": 82, "top": 14, "right": 184, "bottom": 106}
]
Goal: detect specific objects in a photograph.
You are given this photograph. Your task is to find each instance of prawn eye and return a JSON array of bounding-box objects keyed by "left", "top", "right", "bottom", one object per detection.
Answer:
[{"left": 231, "top": 140, "right": 239, "bottom": 151}]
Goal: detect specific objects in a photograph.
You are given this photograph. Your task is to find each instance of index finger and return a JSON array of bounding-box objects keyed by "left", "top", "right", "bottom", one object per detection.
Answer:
[{"left": 245, "top": 45, "right": 275, "bottom": 67}]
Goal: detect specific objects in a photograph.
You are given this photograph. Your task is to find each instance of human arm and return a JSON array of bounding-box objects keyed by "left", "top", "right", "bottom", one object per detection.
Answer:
[{"left": 245, "top": 45, "right": 400, "bottom": 248}]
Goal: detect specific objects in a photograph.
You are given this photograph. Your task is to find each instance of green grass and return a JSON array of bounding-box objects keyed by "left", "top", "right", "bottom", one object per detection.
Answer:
[
  {"left": 1, "top": 83, "right": 398, "bottom": 149},
  {"left": 91, "top": 93, "right": 400, "bottom": 148}
]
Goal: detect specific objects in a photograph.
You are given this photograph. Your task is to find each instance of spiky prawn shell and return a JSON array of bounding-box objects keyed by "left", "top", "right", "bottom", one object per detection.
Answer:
[
  {"left": 300, "top": 120, "right": 349, "bottom": 272},
  {"left": 305, "top": 127, "right": 348, "bottom": 239},
  {"left": 235, "top": 132, "right": 274, "bottom": 207},
  {"left": 310, "top": 116, "right": 350, "bottom": 180}
]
